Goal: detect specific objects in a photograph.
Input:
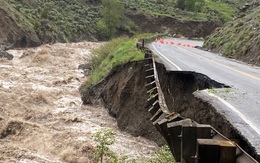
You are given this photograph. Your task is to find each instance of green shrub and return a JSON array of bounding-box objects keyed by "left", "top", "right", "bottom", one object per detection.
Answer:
[
  {"left": 92, "top": 129, "right": 115, "bottom": 163},
  {"left": 92, "top": 129, "right": 128, "bottom": 163}
]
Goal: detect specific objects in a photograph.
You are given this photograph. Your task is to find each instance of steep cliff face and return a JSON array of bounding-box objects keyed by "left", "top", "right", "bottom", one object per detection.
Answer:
[
  {"left": 203, "top": 2, "right": 260, "bottom": 66},
  {"left": 81, "top": 60, "right": 167, "bottom": 146},
  {"left": 0, "top": 1, "right": 40, "bottom": 49}
]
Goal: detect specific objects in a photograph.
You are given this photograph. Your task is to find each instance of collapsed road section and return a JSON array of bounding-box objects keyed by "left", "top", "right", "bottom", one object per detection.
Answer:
[
  {"left": 82, "top": 39, "right": 259, "bottom": 162},
  {"left": 81, "top": 58, "right": 258, "bottom": 162}
]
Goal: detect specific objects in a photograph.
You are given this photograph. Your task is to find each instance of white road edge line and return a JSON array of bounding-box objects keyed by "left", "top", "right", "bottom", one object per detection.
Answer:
[
  {"left": 152, "top": 44, "right": 182, "bottom": 71},
  {"left": 204, "top": 90, "right": 260, "bottom": 135}
]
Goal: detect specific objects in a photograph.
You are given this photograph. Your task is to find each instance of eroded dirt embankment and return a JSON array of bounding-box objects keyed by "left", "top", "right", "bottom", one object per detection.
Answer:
[
  {"left": 81, "top": 60, "right": 166, "bottom": 146},
  {"left": 82, "top": 59, "right": 258, "bottom": 161},
  {"left": 82, "top": 60, "right": 228, "bottom": 145}
]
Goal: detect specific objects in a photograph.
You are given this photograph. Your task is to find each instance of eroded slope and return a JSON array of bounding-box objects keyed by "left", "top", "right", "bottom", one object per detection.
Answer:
[{"left": 82, "top": 59, "right": 259, "bottom": 161}]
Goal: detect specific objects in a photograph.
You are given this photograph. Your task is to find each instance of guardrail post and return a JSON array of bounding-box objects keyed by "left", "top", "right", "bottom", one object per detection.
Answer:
[
  {"left": 182, "top": 124, "right": 212, "bottom": 163},
  {"left": 167, "top": 119, "right": 193, "bottom": 162},
  {"left": 196, "top": 139, "right": 236, "bottom": 163}
]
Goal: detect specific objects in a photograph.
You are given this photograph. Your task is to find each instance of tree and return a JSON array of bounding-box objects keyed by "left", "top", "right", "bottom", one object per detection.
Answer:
[{"left": 97, "top": 0, "right": 124, "bottom": 38}]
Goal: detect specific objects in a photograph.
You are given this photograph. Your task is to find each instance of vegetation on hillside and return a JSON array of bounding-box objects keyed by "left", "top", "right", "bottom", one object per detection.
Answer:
[
  {"left": 6, "top": 0, "right": 136, "bottom": 43},
  {"left": 121, "top": 0, "right": 240, "bottom": 22},
  {"left": 7, "top": 0, "right": 100, "bottom": 42},
  {"left": 3, "top": 0, "right": 249, "bottom": 45},
  {"left": 203, "top": 4, "right": 260, "bottom": 66},
  {"left": 85, "top": 36, "right": 145, "bottom": 88},
  {"left": 97, "top": 0, "right": 127, "bottom": 39}
]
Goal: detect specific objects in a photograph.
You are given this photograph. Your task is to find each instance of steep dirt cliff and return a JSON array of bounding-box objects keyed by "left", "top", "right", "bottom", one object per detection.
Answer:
[{"left": 81, "top": 60, "right": 166, "bottom": 146}]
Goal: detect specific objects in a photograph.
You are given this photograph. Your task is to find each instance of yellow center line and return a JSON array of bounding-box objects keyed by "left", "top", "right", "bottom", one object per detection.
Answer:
[{"left": 178, "top": 47, "right": 260, "bottom": 81}]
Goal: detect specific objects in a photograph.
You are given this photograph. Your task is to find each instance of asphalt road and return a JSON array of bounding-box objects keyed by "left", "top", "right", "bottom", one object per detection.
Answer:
[{"left": 148, "top": 38, "right": 260, "bottom": 154}]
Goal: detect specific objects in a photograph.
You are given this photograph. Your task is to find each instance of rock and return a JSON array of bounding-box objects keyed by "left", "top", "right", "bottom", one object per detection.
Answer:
[
  {"left": 0, "top": 50, "right": 13, "bottom": 60},
  {"left": 78, "top": 63, "right": 92, "bottom": 76}
]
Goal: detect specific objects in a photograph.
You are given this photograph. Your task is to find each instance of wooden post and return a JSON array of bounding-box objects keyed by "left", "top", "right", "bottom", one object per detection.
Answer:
[
  {"left": 167, "top": 119, "right": 193, "bottom": 162},
  {"left": 182, "top": 124, "right": 212, "bottom": 163},
  {"left": 197, "top": 139, "right": 236, "bottom": 163}
]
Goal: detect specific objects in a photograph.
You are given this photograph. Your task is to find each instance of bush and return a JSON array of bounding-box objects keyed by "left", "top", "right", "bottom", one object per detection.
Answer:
[{"left": 92, "top": 129, "right": 128, "bottom": 163}]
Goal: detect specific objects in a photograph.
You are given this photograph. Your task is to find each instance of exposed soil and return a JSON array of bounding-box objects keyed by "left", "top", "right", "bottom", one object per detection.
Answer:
[
  {"left": 82, "top": 60, "right": 228, "bottom": 146},
  {"left": 82, "top": 60, "right": 259, "bottom": 161},
  {"left": 82, "top": 60, "right": 166, "bottom": 146},
  {"left": 0, "top": 42, "right": 159, "bottom": 162},
  {"left": 126, "top": 9, "right": 222, "bottom": 38}
]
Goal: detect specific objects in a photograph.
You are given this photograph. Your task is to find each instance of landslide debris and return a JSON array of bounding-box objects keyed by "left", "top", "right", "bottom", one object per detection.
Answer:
[{"left": 203, "top": 2, "right": 260, "bottom": 66}]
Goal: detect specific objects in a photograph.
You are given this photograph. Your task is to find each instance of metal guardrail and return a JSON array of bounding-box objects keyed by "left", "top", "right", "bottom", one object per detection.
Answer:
[{"left": 137, "top": 38, "right": 258, "bottom": 163}]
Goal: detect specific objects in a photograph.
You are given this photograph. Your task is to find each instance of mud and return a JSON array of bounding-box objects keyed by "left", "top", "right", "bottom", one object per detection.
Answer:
[{"left": 0, "top": 42, "right": 159, "bottom": 162}]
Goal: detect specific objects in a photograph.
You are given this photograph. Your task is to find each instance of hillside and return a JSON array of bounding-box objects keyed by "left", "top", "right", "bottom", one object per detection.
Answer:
[
  {"left": 203, "top": 2, "right": 260, "bottom": 66},
  {"left": 0, "top": 0, "right": 254, "bottom": 49},
  {"left": 0, "top": 0, "right": 40, "bottom": 49}
]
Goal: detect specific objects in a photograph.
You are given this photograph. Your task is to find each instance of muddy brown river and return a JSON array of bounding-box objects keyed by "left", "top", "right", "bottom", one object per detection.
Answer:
[{"left": 0, "top": 42, "right": 158, "bottom": 162}]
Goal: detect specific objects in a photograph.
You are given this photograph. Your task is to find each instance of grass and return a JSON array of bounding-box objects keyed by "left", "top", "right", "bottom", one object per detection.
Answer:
[
  {"left": 205, "top": 0, "right": 235, "bottom": 22},
  {"left": 121, "top": 0, "right": 238, "bottom": 22},
  {"left": 86, "top": 36, "right": 144, "bottom": 88}
]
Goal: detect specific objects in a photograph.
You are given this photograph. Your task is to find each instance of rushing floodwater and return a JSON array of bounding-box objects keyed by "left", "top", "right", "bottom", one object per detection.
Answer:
[{"left": 0, "top": 42, "right": 158, "bottom": 162}]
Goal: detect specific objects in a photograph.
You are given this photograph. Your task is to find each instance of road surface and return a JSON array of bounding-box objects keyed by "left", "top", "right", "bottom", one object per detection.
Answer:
[{"left": 148, "top": 38, "right": 260, "bottom": 155}]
